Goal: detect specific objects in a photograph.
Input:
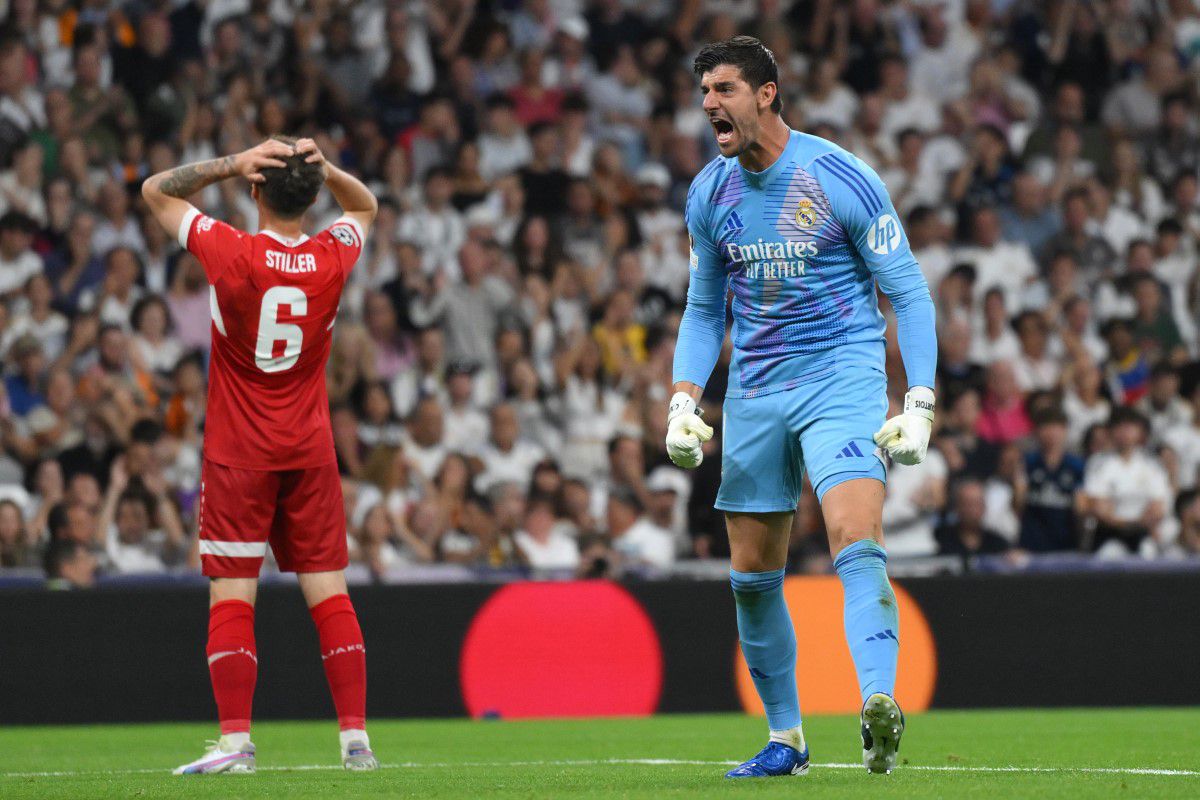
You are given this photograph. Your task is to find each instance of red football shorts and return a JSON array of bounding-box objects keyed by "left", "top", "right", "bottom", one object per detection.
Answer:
[{"left": 198, "top": 458, "right": 348, "bottom": 578}]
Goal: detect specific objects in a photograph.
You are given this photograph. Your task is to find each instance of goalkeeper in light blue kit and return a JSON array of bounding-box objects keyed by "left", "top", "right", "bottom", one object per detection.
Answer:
[{"left": 667, "top": 37, "right": 937, "bottom": 778}]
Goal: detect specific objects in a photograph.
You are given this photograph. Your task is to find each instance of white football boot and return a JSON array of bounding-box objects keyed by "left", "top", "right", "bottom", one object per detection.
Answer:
[
  {"left": 341, "top": 730, "right": 379, "bottom": 771},
  {"left": 173, "top": 735, "right": 256, "bottom": 775}
]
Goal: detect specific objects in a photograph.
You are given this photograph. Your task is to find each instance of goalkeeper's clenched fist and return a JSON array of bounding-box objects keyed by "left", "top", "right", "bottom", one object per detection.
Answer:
[
  {"left": 665, "top": 391, "right": 714, "bottom": 469},
  {"left": 873, "top": 386, "right": 935, "bottom": 466}
]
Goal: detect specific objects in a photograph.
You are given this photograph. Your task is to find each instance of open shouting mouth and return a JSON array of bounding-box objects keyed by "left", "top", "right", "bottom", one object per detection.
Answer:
[{"left": 711, "top": 116, "right": 735, "bottom": 147}]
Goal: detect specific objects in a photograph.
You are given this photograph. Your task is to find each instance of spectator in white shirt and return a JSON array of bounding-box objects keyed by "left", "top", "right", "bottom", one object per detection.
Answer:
[
  {"left": 879, "top": 129, "right": 944, "bottom": 216},
  {"left": 909, "top": 7, "right": 980, "bottom": 105},
  {"left": 800, "top": 57, "right": 858, "bottom": 131},
  {"left": 78, "top": 247, "right": 144, "bottom": 330},
  {"left": 443, "top": 362, "right": 489, "bottom": 456},
  {"left": 477, "top": 94, "right": 531, "bottom": 181},
  {"left": 98, "top": 462, "right": 185, "bottom": 575},
  {"left": 1, "top": 273, "right": 67, "bottom": 361},
  {"left": 607, "top": 487, "right": 674, "bottom": 570},
  {"left": 1137, "top": 363, "right": 1193, "bottom": 446},
  {"left": 514, "top": 497, "right": 580, "bottom": 571},
  {"left": 1163, "top": 490, "right": 1200, "bottom": 560},
  {"left": 396, "top": 167, "right": 466, "bottom": 278},
  {"left": 0, "top": 140, "right": 47, "bottom": 225},
  {"left": 1083, "top": 407, "right": 1172, "bottom": 556},
  {"left": 879, "top": 55, "right": 936, "bottom": 139},
  {"left": 1011, "top": 311, "right": 1060, "bottom": 393},
  {"left": 130, "top": 295, "right": 183, "bottom": 378},
  {"left": 390, "top": 327, "right": 448, "bottom": 418},
  {"left": 970, "top": 288, "right": 1021, "bottom": 365},
  {"left": 400, "top": 397, "right": 449, "bottom": 482},
  {"left": 645, "top": 465, "right": 691, "bottom": 555},
  {"left": 91, "top": 180, "right": 146, "bottom": 259},
  {"left": 956, "top": 206, "right": 1037, "bottom": 314},
  {"left": 476, "top": 402, "right": 545, "bottom": 493},
  {"left": 1163, "top": 383, "right": 1200, "bottom": 490},
  {"left": 1062, "top": 358, "right": 1111, "bottom": 451},
  {"left": 0, "top": 211, "right": 42, "bottom": 297},
  {"left": 881, "top": 447, "right": 948, "bottom": 557}
]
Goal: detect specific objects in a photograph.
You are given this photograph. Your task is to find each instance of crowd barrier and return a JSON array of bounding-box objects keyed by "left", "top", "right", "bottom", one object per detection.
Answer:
[{"left": 2, "top": 572, "right": 1197, "bottom": 725}]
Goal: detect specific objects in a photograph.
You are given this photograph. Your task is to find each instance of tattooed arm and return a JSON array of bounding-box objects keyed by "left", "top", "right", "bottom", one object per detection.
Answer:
[{"left": 141, "top": 140, "right": 294, "bottom": 240}]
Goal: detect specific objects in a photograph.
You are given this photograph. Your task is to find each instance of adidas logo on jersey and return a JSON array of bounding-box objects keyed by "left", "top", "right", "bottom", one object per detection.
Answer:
[{"left": 724, "top": 211, "right": 745, "bottom": 234}]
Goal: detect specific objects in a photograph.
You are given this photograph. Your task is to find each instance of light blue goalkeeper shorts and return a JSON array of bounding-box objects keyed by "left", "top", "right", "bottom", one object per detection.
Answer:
[{"left": 715, "top": 363, "right": 888, "bottom": 512}]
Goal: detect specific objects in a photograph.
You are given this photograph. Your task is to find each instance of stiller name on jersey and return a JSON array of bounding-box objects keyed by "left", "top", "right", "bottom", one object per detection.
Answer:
[
  {"left": 724, "top": 238, "right": 819, "bottom": 280},
  {"left": 265, "top": 250, "right": 318, "bottom": 273}
]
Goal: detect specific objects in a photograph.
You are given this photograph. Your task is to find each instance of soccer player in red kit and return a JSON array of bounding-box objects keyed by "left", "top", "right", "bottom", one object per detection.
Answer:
[{"left": 142, "top": 137, "right": 379, "bottom": 774}]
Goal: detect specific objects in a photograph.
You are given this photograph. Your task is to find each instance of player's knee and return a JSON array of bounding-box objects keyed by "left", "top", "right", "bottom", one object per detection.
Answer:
[
  {"left": 209, "top": 577, "right": 258, "bottom": 608},
  {"left": 730, "top": 554, "right": 780, "bottom": 574},
  {"left": 827, "top": 525, "right": 882, "bottom": 557},
  {"left": 821, "top": 481, "right": 884, "bottom": 554},
  {"left": 299, "top": 569, "right": 349, "bottom": 608}
]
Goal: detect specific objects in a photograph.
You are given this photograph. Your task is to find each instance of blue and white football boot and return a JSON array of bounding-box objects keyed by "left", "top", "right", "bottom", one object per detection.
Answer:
[
  {"left": 342, "top": 738, "right": 379, "bottom": 771},
  {"left": 861, "top": 692, "right": 905, "bottom": 774},
  {"left": 173, "top": 736, "right": 256, "bottom": 775},
  {"left": 724, "top": 741, "right": 810, "bottom": 778}
]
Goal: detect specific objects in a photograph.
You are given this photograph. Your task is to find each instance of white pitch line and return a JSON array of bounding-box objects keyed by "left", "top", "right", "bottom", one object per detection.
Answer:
[{"left": 3, "top": 758, "right": 1198, "bottom": 779}]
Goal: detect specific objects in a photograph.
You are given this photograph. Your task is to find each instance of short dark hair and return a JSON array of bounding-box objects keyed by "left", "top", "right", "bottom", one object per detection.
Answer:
[
  {"left": 130, "top": 418, "right": 164, "bottom": 445},
  {"left": 608, "top": 485, "right": 644, "bottom": 513},
  {"left": 1150, "top": 360, "right": 1178, "bottom": 381},
  {"left": 0, "top": 210, "right": 36, "bottom": 234},
  {"left": 693, "top": 36, "right": 783, "bottom": 114},
  {"left": 1108, "top": 405, "right": 1149, "bottom": 432},
  {"left": 258, "top": 135, "right": 324, "bottom": 219},
  {"left": 117, "top": 488, "right": 154, "bottom": 517},
  {"left": 1174, "top": 488, "right": 1198, "bottom": 519},
  {"left": 43, "top": 538, "right": 86, "bottom": 578},
  {"left": 1032, "top": 407, "right": 1068, "bottom": 428},
  {"left": 464, "top": 489, "right": 493, "bottom": 515},
  {"left": 1157, "top": 218, "right": 1184, "bottom": 237},
  {"left": 46, "top": 501, "right": 70, "bottom": 539},
  {"left": 130, "top": 294, "right": 172, "bottom": 335}
]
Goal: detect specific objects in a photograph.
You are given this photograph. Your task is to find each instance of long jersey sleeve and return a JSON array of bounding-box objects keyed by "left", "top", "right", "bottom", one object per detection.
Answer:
[{"left": 671, "top": 130, "right": 937, "bottom": 398}]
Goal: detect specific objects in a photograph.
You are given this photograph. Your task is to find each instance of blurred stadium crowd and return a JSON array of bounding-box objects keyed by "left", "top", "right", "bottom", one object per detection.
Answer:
[{"left": 1, "top": 0, "right": 1200, "bottom": 588}]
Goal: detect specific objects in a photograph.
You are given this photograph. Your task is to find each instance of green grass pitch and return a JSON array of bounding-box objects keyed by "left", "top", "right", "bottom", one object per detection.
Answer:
[{"left": 3, "top": 709, "right": 1198, "bottom": 798}]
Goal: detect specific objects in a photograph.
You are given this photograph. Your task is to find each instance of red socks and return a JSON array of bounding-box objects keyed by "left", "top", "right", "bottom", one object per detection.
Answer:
[
  {"left": 310, "top": 594, "right": 367, "bottom": 731},
  {"left": 206, "top": 600, "right": 257, "bottom": 735},
  {"left": 205, "top": 594, "right": 365, "bottom": 734}
]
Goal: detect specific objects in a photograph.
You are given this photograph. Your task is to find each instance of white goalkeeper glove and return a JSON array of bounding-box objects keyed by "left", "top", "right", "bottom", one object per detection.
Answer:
[
  {"left": 665, "top": 391, "right": 714, "bottom": 469},
  {"left": 873, "top": 386, "right": 935, "bottom": 466}
]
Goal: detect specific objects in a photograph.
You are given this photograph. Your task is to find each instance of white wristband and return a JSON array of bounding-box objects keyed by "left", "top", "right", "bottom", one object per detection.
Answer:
[
  {"left": 667, "top": 391, "right": 697, "bottom": 423},
  {"left": 903, "top": 386, "right": 936, "bottom": 421}
]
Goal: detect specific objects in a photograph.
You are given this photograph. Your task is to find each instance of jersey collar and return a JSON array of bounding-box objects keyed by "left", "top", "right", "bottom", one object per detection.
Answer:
[
  {"left": 260, "top": 228, "right": 309, "bottom": 247},
  {"left": 738, "top": 128, "right": 799, "bottom": 189}
]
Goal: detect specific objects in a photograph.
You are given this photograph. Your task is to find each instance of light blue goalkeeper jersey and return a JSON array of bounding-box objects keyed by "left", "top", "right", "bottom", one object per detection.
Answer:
[{"left": 673, "top": 129, "right": 936, "bottom": 399}]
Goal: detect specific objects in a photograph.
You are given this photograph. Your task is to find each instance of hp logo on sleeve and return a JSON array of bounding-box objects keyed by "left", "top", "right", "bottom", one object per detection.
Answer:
[{"left": 867, "top": 214, "right": 901, "bottom": 255}]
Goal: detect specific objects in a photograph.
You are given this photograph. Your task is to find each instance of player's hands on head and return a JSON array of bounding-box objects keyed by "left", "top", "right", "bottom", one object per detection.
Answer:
[
  {"left": 873, "top": 386, "right": 935, "bottom": 466},
  {"left": 234, "top": 140, "right": 294, "bottom": 184},
  {"left": 665, "top": 391, "right": 714, "bottom": 469},
  {"left": 293, "top": 138, "right": 329, "bottom": 180}
]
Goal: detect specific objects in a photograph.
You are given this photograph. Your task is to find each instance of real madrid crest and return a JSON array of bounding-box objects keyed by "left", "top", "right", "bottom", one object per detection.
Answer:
[{"left": 795, "top": 198, "right": 816, "bottom": 228}]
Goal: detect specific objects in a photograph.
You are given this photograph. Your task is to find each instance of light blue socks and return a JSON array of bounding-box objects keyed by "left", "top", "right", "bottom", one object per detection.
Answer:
[
  {"left": 834, "top": 539, "right": 899, "bottom": 702},
  {"left": 730, "top": 568, "right": 801, "bottom": 731}
]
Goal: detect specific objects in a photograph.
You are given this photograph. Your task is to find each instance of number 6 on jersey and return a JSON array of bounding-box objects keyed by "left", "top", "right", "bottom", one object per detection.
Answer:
[{"left": 256, "top": 286, "right": 307, "bottom": 373}]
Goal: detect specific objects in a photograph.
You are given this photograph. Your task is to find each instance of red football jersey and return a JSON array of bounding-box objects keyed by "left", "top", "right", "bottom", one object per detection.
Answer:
[{"left": 179, "top": 208, "right": 364, "bottom": 470}]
